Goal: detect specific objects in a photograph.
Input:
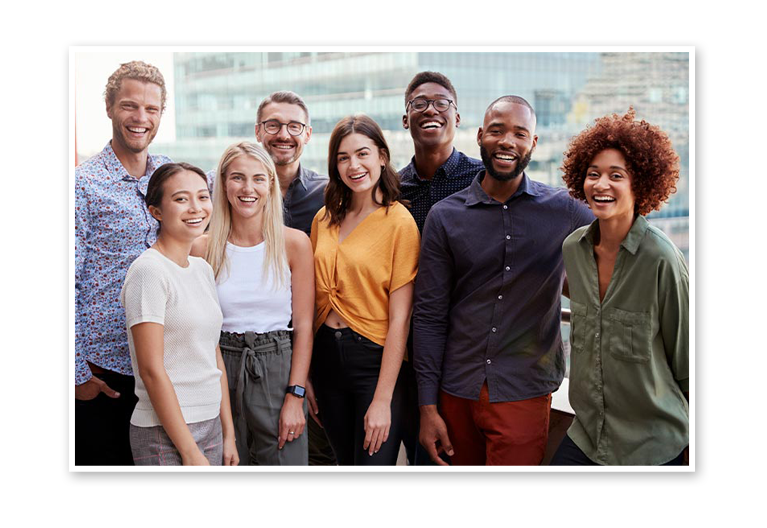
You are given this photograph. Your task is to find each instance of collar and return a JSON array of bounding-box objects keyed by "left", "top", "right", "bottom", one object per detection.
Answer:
[
  {"left": 405, "top": 148, "right": 461, "bottom": 183},
  {"left": 103, "top": 141, "right": 158, "bottom": 186},
  {"left": 289, "top": 165, "right": 309, "bottom": 191},
  {"left": 578, "top": 215, "right": 649, "bottom": 255},
  {"left": 465, "top": 170, "right": 538, "bottom": 206}
]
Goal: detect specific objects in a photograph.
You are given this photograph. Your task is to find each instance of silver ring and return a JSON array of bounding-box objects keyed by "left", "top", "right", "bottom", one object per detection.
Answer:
[{"left": 289, "top": 431, "right": 295, "bottom": 435}]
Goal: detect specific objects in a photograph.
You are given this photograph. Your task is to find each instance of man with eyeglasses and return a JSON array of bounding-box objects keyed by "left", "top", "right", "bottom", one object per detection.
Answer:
[
  {"left": 400, "top": 72, "right": 484, "bottom": 233},
  {"left": 253, "top": 91, "right": 335, "bottom": 466},
  {"left": 398, "top": 72, "right": 484, "bottom": 465},
  {"left": 254, "top": 91, "right": 329, "bottom": 237}
]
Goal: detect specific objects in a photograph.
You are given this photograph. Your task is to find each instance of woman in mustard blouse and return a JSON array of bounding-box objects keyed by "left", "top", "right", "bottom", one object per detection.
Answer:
[{"left": 309, "top": 114, "right": 420, "bottom": 465}]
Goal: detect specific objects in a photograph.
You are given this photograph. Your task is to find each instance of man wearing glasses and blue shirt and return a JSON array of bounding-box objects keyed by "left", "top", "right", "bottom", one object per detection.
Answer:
[
  {"left": 255, "top": 91, "right": 328, "bottom": 237},
  {"left": 398, "top": 72, "right": 484, "bottom": 465}
]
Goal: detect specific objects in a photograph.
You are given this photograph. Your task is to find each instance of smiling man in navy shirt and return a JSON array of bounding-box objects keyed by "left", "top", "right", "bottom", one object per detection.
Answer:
[{"left": 412, "top": 95, "right": 594, "bottom": 466}]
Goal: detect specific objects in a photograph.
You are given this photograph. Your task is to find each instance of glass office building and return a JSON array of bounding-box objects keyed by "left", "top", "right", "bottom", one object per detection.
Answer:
[{"left": 155, "top": 50, "right": 690, "bottom": 256}]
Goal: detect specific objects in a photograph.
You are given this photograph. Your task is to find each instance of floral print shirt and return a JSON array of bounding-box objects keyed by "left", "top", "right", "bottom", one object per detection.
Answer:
[{"left": 75, "top": 142, "right": 172, "bottom": 384}]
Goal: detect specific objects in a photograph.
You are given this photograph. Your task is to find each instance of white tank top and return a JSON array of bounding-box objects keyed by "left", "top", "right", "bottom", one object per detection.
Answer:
[{"left": 216, "top": 242, "right": 292, "bottom": 333}]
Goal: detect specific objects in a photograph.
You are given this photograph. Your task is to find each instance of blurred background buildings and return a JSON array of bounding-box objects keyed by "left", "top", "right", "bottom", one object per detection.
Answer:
[{"left": 77, "top": 50, "right": 690, "bottom": 258}]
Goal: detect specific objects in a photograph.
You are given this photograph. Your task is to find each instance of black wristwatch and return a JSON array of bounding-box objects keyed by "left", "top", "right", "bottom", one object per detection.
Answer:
[{"left": 286, "top": 385, "right": 306, "bottom": 398}]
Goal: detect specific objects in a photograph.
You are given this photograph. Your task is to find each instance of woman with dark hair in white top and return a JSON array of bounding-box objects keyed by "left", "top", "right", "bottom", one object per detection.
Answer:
[
  {"left": 122, "top": 162, "right": 238, "bottom": 466},
  {"left": 192, "top": 142, "right": 314, "bottom": 465}
]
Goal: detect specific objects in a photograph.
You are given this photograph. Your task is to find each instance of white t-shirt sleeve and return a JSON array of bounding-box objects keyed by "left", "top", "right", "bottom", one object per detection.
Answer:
[{"left": 122, "top": 257, "right": 168, "bottom": 328}]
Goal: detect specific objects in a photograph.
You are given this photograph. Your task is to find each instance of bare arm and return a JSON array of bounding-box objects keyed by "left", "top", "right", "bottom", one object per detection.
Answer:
[
  {"left": 278, "top": 229, "right": 315, "bottom": 449},
  {"left": 131, "top": 322, "right": 209, "bottom": 466},
  {"left": 363, "top": 282, "right": 412, "bottom": 456},
  {"left": 216, "top": 345, "right": 238, "bottom": 465}
]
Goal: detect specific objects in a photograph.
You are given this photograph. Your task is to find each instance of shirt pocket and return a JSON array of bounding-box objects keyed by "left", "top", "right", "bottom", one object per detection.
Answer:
[
  {"left": 569, "top": 300, "right": 588, "bottom": 352},
  {"left": 604, "top": 307, "right": 652, "bottom": 363}
]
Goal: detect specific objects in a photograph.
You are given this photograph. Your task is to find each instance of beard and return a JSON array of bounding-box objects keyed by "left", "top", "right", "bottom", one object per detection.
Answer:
[
  {"left": 480, "top": 144, "right": 532, "bottom": 182},
  {"left": 112, "top": 122, "right": 157, "bottom": 154}
]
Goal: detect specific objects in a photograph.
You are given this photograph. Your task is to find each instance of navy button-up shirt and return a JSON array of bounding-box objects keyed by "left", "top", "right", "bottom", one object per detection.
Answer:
[
  {"left": 283, "top": 165, "right": 329, "bottom": 236},
  {"left": 413, "top": 171, "right": 594, "bottom": 405},
  {"left": 399, "top": 148, "right": 484, "bottom": 233}
]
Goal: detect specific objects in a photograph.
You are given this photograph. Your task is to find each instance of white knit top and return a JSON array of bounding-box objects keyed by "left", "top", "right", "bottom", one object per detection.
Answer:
[
  {"left": 216, "top": 242, "right": 292, "bottom": 333},
  {"left": 121, "top": 249, "right": 223, "bottom": 427}
]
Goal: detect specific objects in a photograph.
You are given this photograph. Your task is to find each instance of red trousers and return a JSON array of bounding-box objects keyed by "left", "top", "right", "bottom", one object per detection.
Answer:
[{"left": 440, "top": 383, "right": 551, "bottom": 465}]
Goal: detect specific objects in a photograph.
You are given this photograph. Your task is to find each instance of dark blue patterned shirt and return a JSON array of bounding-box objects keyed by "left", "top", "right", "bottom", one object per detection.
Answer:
[{"left": 399, "top": 148, "right": 484, "bottom": 233}]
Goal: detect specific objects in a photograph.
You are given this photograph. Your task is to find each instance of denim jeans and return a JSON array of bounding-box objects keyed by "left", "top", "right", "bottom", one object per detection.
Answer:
[
  {"left": 550, "top": 434, "right": 686, "bottom": 466},
  {"left": 311, "top": 325, "right": 406, "bottom": 466},
  {"left": 75, "top": 371, "right": 138, "bottom": 466}
]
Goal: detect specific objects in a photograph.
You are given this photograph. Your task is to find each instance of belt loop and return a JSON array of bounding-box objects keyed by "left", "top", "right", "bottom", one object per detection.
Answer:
[{"left": 270, "top": 331, "right": 285, "bottom": 355}]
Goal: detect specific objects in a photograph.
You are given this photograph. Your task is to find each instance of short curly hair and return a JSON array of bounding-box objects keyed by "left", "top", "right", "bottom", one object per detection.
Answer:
[
  {"left": 405, "top": 71, "right": 457, "bottom": 107},
  {"left": 104, "top": 61, "right": 167, "bottom": 112},
  {"left": 561, "top": 107, "right": 679, "bottom": 216}
]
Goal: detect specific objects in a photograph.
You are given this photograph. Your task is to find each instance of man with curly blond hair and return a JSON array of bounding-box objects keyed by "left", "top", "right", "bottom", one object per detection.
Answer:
[
  {"left": 75, "top": 61, "right": 172, "bottom": 465},
  {"left": 552, "top": 108, "right": 689, "bottom": 466}
]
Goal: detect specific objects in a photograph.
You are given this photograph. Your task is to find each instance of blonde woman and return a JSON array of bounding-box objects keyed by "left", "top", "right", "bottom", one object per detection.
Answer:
[{"left": 192, "top": 142, "right": 314, "bottom": 465}]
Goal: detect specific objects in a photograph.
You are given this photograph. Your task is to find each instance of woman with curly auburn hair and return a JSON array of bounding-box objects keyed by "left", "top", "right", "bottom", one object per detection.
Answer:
[{"left": 551, "top": 108, "right": 689, "bottom": 466}]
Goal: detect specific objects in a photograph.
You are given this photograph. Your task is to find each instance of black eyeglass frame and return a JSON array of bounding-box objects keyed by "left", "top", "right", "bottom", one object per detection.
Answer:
[
  {"left": 406, "top": 98, "right": 456, "bottom": 113},
  {"left": 258, "top": 119, "right": 307, "bottom": 136}
]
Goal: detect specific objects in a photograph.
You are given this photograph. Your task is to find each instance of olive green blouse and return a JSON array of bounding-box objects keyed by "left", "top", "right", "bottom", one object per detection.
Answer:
[{"left": 562, "top": 215, "right": 689, "bottom": 465}]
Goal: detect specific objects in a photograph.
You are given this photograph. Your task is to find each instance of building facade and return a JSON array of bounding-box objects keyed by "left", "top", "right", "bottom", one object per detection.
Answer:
[{"left": 155, "top": 50, "right": 689, "bottom": 256}]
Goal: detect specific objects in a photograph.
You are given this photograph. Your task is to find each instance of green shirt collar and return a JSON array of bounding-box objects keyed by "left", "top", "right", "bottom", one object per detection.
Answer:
[{"left": 579, "top": 215, "right": 650, "bottom": 256}]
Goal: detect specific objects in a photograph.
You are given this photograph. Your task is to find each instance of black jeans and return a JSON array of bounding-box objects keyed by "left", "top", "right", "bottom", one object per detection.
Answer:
[
  {"left": 311, "top": 325, "right": 406, "bottom": 466},
  {"left": 75, "top": 371, "right": 138, "bottom": 465},
  {"left": 550, "top": 434, "right": 686, "bottom": 466}
]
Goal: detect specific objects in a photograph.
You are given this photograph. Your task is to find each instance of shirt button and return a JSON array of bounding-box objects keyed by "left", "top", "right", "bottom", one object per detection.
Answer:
[
  {"left": 498, "top": 295, "right": 503, "bottom": 300},
  {"left": 595, "top": 333, "right": 600, "bottom": 339},
  {"left": 505, "top": 266, "right": 510, "bottom": 271},
  {"left": 503, "top": 205, "right": 508, "bottom": 210},
  {"left": 492, "top": 327, "right": 497, "bottom": 333},
  {"left": 505, "top": 235, "right": 511, "bottom": 240},
  {"left": 487, "top": 359, "right": 492, "bottom": 364}
]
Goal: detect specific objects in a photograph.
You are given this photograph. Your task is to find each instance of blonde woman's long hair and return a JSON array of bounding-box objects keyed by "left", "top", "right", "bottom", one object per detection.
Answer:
[{"left": 205, "top": 141, "right": 288, "bottom": 289}]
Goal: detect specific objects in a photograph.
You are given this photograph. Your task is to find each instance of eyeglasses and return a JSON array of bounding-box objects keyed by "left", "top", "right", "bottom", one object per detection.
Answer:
[
  {"left": 259, "top": 119, "right": 307, "bottom": 136},
  {"left": 406, "top": 98, "right": 455, "bottom": 113}
]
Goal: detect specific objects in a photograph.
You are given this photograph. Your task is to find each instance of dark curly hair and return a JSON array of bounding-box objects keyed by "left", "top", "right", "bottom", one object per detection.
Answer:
[{"left": 561, "top": 107, "right": 679, "bottom": 216}]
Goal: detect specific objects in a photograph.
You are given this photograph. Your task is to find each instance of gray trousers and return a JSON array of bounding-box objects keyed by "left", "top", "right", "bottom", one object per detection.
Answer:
[
  {"left": 220, "top": 330, "right": 308, "bottom": 466},
  {"left": 130, "top": 415, "right": 223, "bottom": 466}
]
